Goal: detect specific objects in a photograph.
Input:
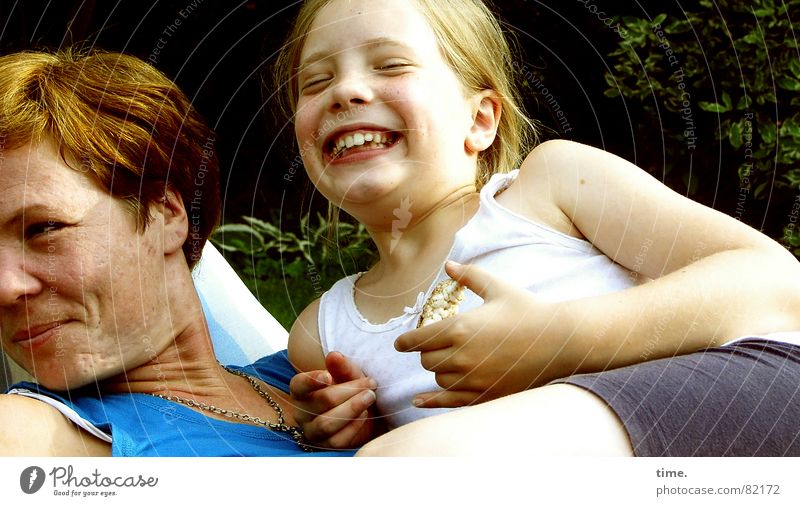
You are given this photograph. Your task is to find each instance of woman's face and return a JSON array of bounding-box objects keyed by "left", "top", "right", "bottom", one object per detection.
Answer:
[
  {"left": 0, "top": 140, "right": 174, "bottom": 390},
  {"left": 293, "top": 0, "right": 480, "bottom": 224}
]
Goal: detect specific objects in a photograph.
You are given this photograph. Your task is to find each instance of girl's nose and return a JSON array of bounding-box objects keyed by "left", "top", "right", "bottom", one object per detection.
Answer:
[
  {"left": 0, "top": 249, "right": 43, "bottom": 306},
  {"left": 329, "top": 74, "right": 375, "bottom": 112}
]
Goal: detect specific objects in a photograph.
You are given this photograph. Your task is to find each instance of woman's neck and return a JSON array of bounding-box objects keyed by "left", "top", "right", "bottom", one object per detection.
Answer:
[{"left": 98, "top": 317, "right": 227, "bottom": 398}]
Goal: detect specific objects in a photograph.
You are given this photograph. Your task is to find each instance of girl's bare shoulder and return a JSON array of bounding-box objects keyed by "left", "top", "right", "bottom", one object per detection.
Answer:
[{"left": 494, "top": 140, "right": 587, "bottom": 239}]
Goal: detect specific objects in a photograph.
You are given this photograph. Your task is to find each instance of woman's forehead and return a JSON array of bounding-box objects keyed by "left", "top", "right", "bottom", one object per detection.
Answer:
[{"left": 0, "top": 140, "right": 102, "bottom": 217}]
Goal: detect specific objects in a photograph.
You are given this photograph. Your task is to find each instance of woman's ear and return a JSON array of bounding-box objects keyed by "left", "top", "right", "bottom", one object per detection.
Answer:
[
  {"left": 159, "top": 189, "right": 189, "bottom": 256},
  {"left": 465, "top": 90, "right": 502, "bottom": 154}
]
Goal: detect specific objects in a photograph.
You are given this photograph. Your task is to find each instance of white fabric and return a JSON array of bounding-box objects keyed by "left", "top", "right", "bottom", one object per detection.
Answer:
[
  {"left": 722, "top": 331, "right": 800, "bottom": 348},
  {"left": 7, "top": 387, "right": 112, "bottom": 442},
  {"left": 318, "top": 170, "right": 639, "bottom": 429},
  {"left": 192, "top": 243, "right": 288, "bottom": 364}
]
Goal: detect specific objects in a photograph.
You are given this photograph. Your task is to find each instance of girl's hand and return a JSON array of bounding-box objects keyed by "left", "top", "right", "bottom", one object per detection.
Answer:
[
  {"left": 395, "top": 261, "right": 575, "bottom": 409},
  {"left": 289, "top": 352, "right": 381, "bottom": 449}
]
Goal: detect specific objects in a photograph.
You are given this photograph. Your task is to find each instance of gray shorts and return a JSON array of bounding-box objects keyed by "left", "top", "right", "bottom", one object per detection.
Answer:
[{"left": 555, "top": 339, "right": 800, "bottom": 456}]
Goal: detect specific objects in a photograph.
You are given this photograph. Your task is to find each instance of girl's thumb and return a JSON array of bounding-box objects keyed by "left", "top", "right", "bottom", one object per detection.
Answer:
[{"left": 444, "top": 260, "right": 496, "bottom": 299}]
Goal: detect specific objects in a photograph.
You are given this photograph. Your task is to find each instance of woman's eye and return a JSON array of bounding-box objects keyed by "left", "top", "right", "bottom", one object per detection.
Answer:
[{"left": 25, "top": 222, "right": 66, "bottom": 239}]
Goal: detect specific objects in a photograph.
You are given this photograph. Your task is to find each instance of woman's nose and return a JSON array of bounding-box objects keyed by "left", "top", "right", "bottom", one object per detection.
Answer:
[
  {"left": 0, "top": 248, "right": 43, "bottom": 306},
  {"left": 329, "top": 73, "right": 374, "bottom": 112}
]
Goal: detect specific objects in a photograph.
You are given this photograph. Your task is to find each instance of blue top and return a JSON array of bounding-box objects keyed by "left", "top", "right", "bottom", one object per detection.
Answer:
[{"left": 9, "top": 351, "right": 354, "bottom": 457}]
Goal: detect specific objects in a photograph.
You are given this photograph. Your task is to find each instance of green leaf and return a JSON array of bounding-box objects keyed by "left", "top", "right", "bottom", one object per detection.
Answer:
[
  {"left": 789, "top": 58, "right": 800, "bottom": 79},
  {"left": 736, "top": 95, "right": 752, "bottom": 110},
  {"left": 698, "top": 101, "right": 730, "bottom": 113},
  {"left": 653, "top": 13, "right": 667, "bottom": 26},
  {"left": 722, "top": 91, "right": 733, "bottom": 109},
  {"left": 742, "top": 32, "right": 762, "bottom": 45},
  {"left": 778, "top": 77, "right": 800, "bottom": 91},
  {"left": 283, "top": 258, "right": 307, "bottom": 279},
  {"left": 760, "top": 122, "right": 778, "bottom": 144},
  {"left": 784, "top": 168, "right": 800, "bottom": 187},
  {"left": 754, "top": 181, "right": 769, "bottom": 199},
  {"left": 664, "top": 20, "right": 690, "bottom": 34},
  {"left": 780, "top": 117, "right": 800, "bottom": 139},
  {"left": 241, "top": 216, "right": 272, "bottom": 231},
  {"left": 729, "top": 119, "right": 744, "bottom": 149}
]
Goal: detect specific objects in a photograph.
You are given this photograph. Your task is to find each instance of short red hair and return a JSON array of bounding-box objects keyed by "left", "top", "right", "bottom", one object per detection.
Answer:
[{"left": 0, "top": 48, "right": 220, "bottom": 267}]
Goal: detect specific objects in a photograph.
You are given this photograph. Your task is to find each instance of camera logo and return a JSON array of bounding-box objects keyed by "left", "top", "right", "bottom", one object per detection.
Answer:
[{"left": 20, "top": 466, "right": 46, "bottom": 494}]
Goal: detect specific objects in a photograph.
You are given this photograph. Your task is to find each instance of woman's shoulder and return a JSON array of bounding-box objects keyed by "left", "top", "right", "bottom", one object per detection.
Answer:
[{"left": 0, "top": 393, "right": 110, "bottom": 455}]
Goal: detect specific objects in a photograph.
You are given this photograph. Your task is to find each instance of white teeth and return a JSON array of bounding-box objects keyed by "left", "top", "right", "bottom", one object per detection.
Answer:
[{"left": 330, "top": 131, "right": 396, "bottom": 157}]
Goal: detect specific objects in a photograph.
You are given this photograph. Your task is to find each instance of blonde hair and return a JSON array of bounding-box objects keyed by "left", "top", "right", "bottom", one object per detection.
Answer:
[
  {"left": 274, "top": 0, "right": 538, "bottom": 189},
  {"left": 0, "top": 48, "right": 220, "bottom": 267}
]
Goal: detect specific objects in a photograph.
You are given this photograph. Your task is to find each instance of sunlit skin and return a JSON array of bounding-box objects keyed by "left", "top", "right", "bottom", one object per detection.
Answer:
[
  {"left": 0, "top": 139, "right": 302, "bottom": 455},
  {"left": 293, "top": 0, "right": 490, "bottom": 233},
  {"left": 286, "top": 0, "right": 800, "bottom": 455},
  {"left": 0, "top": 140, "right": 178, "bottom": 391}
]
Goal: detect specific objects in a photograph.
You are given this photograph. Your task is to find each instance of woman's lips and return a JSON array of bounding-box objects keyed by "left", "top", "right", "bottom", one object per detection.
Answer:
[{"left": 12, "top": 321, "right": 68, "bottom": 350}]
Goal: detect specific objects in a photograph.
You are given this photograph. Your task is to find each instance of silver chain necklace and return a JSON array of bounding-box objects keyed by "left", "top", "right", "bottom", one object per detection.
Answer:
[{"left": 149, "top": 365, "right": 312, "bottom": 452}]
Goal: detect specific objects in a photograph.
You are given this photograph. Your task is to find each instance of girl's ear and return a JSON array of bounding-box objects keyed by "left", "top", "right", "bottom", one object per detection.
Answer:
[
  {"left": 465, "top": 90, "right": 502, "bottom": 154},
  {"left": 158, "top": 188, "right": 189, "bottom": 257}
]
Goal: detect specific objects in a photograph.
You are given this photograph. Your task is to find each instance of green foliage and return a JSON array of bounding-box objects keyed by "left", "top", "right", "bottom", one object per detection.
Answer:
[
  {"left": 604, "top": 0, "right": 800, "bottom": 256},
  {"left": 211, "top": 213, "right": 377, "bottom": 330}
]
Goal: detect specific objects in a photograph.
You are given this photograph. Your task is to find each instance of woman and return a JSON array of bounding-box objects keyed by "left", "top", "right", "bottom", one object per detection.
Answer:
[{"left": 0, "top": 48, "right": 347, "bottom": 456}]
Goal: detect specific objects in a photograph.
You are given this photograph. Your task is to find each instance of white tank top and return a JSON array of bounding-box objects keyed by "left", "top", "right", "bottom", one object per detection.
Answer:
[{"left": 318, "top": 170, "right": 639, "bottom": 428}]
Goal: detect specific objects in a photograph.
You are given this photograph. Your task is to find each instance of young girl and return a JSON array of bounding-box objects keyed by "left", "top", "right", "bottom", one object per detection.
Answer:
[{"left": 281, "top": 0, "right": 800, "bottom": 454}]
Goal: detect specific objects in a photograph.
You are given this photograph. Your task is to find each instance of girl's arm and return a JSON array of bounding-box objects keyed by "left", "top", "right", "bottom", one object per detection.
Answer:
[
  {"left": 524, "top": 140, "right": 800, "bottom": 355},
  {"left": 396, "top": 140, "right": 800, "bottom": 408},
  {"left": 287, "top": 300, "right": 380, "bottom": 448}
]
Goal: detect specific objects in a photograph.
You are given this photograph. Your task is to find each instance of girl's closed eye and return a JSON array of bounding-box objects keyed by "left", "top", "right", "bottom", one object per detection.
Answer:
[
  {"left": 299, "top": 71, "right": 333, "bottom": 93},
  {"left": 377, "top": 60, "right": 413, "bottom": 72}
]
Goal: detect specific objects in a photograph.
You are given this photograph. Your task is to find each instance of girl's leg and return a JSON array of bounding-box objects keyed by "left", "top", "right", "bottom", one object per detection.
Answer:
[{"left": 356, "top": 384, "right": 633, "bottom": 456}]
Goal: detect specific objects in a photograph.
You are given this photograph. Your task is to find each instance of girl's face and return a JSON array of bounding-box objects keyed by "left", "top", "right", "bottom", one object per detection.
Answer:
[{"left": 294, "top": 0, "right": 481, "bottom": 223}]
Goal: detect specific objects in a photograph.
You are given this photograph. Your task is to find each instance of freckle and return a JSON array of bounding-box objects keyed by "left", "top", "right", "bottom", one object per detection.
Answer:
[{"left": 580, "top": 179, "right": 586, "bottom": 184}]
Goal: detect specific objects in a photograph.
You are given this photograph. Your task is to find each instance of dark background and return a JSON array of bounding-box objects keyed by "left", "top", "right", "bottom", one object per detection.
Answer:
[{"left": 1, "top": 0, "right": 710, "bottom": 227}]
